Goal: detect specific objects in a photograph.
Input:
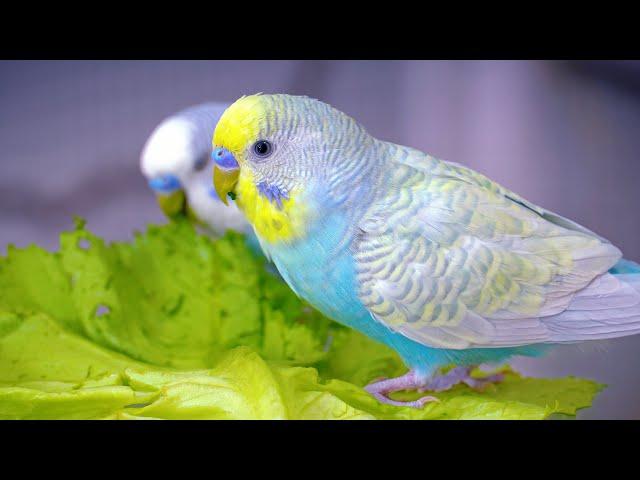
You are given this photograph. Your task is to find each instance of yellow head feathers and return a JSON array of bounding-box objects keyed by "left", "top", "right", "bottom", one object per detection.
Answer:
[
  {"left": 213, "top": 94, "right": 266, "bottom": 156},
  {"left": 212, "top": 94, "right": 310, "bottom": 244}
]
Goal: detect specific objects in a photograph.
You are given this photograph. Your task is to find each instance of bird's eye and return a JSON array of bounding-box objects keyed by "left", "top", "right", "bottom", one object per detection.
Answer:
[
  {"left": 253, "top": 140, "right": 273, "bottom": 158},
  {"left": 194, "top": 154, "right": 208, "bottom": 171}
]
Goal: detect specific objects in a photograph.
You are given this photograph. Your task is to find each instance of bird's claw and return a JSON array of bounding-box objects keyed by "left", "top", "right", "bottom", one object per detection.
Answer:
[
  {"left": 463, "top": 372, "right": 505, "bottom": 391},
  {"left": 364, "top": 371, "right": 439, "bottom": 409},
  {"left": 364, "top": 366, "right": 504, "bottom": 408},
  {"left": 365, "top": 388, "right": 440, "bottom": 409}
]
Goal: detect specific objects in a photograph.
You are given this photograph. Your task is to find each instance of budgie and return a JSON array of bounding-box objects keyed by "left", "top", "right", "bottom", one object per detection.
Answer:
[
  {"left": 211, "top": 93, "right": 640, "bottom": 408},
  {"left": 140, "top": 102, "right": 252, "bottom": 237}
]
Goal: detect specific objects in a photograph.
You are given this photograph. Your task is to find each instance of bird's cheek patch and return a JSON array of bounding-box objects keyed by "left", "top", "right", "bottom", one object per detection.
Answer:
[{"left": 257, "top": 181, "right": 290, "bottom": 210}]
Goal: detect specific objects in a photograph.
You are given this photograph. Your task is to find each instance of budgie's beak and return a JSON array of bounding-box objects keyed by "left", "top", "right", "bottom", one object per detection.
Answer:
[
  {"left": 212, "top": 147, "right": 240, "bottom": 205},
  {"left": 156, "top": 190, "right": 187, "bottom": 218},
  {"left": 148, "top": 174, "right": 186, "bottom": 218}
]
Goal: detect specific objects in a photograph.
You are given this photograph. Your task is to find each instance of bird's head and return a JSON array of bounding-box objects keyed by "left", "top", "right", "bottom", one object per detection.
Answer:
[
  {"left": 211, "top": 93, "right": 370, "bottom": 243},
  {"left": 141, "top": 115, "right": 213, "bottom": 219}
]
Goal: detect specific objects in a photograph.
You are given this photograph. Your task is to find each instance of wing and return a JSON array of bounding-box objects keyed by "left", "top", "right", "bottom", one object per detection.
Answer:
[{"left": 354, "top": 147, "right": 624, "bottom": 349}]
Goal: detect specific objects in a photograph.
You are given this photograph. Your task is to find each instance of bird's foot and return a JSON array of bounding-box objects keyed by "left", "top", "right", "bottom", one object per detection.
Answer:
[
  {"left": 364, "top": 371, "right": 440, "bottom": 408},
  {"left": 418, "top": 366, "right": 504, "bottom": 393},
  {"left": 364, "top": 367, "right": 504, "bottom": 408}
]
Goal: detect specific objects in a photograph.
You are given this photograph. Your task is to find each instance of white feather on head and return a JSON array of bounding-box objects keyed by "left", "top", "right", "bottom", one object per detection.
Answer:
[{"left": 140, "top": 102, "right": 251, "bottom": 236}]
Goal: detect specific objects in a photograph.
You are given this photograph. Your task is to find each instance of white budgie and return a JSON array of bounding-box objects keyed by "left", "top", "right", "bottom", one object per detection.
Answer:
[{"left": 140, "top": 102, "right": 250, "bottom": 237}]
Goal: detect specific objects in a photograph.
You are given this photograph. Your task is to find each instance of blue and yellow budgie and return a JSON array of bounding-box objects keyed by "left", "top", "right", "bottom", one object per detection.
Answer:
[{"left": 211, "top": 93, "right": 640, "bottom": 407}]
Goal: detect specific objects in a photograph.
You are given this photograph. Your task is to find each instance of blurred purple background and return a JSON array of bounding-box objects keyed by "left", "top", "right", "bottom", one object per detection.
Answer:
[{"left": 1, "top": 60, "right": 639, "bottom": 418}]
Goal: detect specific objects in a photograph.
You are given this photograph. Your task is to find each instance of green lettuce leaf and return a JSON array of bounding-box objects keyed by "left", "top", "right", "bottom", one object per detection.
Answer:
[{"left": 0, "top": 219, "right": 604, "bottom": 419}]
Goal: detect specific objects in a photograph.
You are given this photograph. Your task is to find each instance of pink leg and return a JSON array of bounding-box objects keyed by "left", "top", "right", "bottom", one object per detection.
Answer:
[
  {"left": 365, "top": 367, "right": 505, "bottom": 408},
  {"left": 462, "top": 371, "right": 504, "bottom": 390},
  {"left": 419, "top": 366, "right": 504, "bottom": 393},
  {"left": 364, "top": 371, "right": 439, "bottom": 408}
]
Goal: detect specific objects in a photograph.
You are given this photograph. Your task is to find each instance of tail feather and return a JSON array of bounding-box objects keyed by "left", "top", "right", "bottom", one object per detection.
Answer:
[
  {"left": 611, "top": 257, "right": 640, "bottom": 293},
  {"left": 545, "top": 272, "right": 640, "bottom": 342},
  {"left": 614, "top": 273, "right": 640, "bottom": 294}
]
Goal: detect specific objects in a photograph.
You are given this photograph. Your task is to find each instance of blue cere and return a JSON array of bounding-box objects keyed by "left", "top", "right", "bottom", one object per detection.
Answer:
[
  {"left": 149, "top": 174, "right": 181, "bottom": 193},
  {"left": 212, "top": 147, "right": 239, "bottom": 170}
]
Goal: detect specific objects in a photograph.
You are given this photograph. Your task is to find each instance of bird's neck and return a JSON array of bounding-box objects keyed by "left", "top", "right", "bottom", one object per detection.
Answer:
[{"left": 235, "top": 170, "right": 311, "bottom": 244}]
